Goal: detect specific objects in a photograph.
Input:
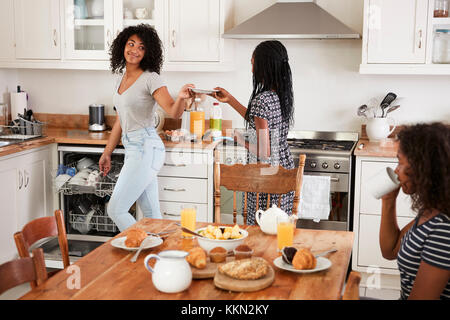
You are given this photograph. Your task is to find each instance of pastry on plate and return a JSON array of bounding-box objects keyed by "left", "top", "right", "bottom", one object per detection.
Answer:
[
  {"left": 218, "top": 257, "right": 269, "bottom": 280},
  {"left": 292, "top": 248, "right": 317, "bottom": 270},
  {"left": 124, "top": 228, "right": 148, "bottom": 248},
  {"left": 186, "top": 247, "right": 207, "bottom": 269}
]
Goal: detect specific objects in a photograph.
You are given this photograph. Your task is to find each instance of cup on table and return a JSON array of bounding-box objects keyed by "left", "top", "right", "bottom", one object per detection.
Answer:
[
  {"left": 277, "top": 215, "right": 295, "bottom": 252},
  {"left": 368, "top": 167, "right": 400, "bottom": 199},
  {"left": 180, "top": 204, "right": 196, "bottom": 238}
]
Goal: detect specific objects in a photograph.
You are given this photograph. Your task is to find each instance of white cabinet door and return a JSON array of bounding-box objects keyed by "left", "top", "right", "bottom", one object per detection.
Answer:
[
  {"left": 358, "top": 214, "right": 412, "bottom": 270},
  {"left": 167, "top": 0, "right": 220, "bottom": 62},
  {"left": 0, "top": 163, "right": 19, "bottom": 264},
  {"left": 367, "top": 0, "right": 428, "bottom": 63},
  {"left": 64, "top": 0, "right": 114, "bottom": 60},
  {"left": 0, "top": 0, "right": 15, "bottom": 60},
  {"left": 360, "top": 160, "right": 416, "bottom": 218},
  {"left": 14, "top": 0, "right": 61, "bottom": 59}
]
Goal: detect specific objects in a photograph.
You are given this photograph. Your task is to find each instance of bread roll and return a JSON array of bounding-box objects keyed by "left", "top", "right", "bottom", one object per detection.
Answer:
[
  {"left": 125, "top": 228, "right": 148, "bottom": 248},
  {"left": 292, "top": 248, "right": 317, "bottom": 270}
]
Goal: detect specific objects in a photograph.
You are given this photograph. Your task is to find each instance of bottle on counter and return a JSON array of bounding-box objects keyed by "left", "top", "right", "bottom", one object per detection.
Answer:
[
  {"left": 190, "top": 97, "right": 205, "bottom": 138},
  {"left": 209, "top": 102, "right": 222, "bottom": 132}
]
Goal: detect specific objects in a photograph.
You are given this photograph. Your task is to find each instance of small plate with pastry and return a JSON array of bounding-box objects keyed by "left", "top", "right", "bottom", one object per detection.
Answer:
[
  {"left": 273, "top": 247, "right": 332, "bottom": 274},
  {"left": 111, "top": 228, "right": 163, "bottom": 251}
]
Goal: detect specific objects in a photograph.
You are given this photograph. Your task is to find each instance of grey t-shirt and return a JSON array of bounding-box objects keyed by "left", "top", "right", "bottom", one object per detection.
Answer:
[{"left": 113, "top": 71, "right": 165, "bottom": 133}]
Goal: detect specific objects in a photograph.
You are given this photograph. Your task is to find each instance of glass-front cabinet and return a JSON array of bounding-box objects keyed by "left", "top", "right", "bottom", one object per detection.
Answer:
[{"left": 64, "top": 0, "right": 159, "bottom": 60}]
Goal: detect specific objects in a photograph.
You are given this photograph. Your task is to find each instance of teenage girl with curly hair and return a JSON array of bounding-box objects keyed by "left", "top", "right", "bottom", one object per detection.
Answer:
[
  {"left": 211, "top": 40, "right": 295, "bottom": 225},
  {"left": 99, "top": 24, "right": 194, "bottom": 231},
  {"left": 380, "top": 122, "right": 450, "bottom": 299}
]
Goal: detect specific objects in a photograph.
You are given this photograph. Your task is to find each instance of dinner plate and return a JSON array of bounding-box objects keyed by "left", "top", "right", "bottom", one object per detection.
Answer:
[
  {"left": 273, "top": 256, "right": 332, "bottom": 273},
  {"left": 111, "top": 236, "right": 163, "bottom": 251},
  {"left": 189, "top": 88, "right": 219, "bottom": 94}
]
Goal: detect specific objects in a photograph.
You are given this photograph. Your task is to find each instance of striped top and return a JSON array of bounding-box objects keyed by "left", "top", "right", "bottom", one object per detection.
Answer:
[{"left": 397, "top": 213, "right": 450, "bottom": 300}]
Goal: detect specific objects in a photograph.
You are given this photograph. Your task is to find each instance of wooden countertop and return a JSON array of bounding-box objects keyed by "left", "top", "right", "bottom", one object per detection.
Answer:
[
  {"left": 353, "top": 138, "right": 399, "bottom": 158},
  {"left": 0, "top": 128, "right": 220, "bottom": 158}
]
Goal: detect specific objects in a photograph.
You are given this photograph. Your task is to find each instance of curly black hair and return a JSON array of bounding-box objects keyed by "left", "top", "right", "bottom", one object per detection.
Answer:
[
  {"left": 109, "top": 24, "right": 163, "bottom": 74},
  {"left": 397, "top": 122, "right": 450, "bottom": 217},
  {"left": 246, "top": 40, "right": 294, "bottom": 126}
]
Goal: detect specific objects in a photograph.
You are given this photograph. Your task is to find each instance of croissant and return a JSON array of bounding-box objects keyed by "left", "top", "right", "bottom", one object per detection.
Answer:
[
  {"left": 186, "top": 247, "right": 207, "bottom": 269},
  {"left": 292, "top": 248, "right": 317, "bottom": 270},
  {"left": 125, "top": 228, "right": 148, "bottom": 248}
]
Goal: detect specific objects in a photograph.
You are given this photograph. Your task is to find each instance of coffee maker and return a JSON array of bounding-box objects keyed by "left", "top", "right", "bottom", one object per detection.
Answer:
[{"left": 88, "top": 104, "right": 107, "bottom": 131}]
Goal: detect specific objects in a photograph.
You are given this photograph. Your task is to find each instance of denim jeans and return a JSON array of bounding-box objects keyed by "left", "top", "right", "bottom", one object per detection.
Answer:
[{"left": 107, "top": 127, "right": 165, "bottom": 232}]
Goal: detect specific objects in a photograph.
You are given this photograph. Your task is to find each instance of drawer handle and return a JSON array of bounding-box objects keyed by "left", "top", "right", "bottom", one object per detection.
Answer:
[
  {"left": 164, "top": 163, "right": 187, "bottom": 167},
  {"left": 163, "top": 212, "right": 180, "bottom": 217},
  {"left": 163, "top": 187, "right": 186, "bottom": 192}
]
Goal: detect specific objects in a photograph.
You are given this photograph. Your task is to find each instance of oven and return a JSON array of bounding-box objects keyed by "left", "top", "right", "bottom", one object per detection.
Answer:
[{"left": 288, "top": 131, "right": 359, "bottom": 231}]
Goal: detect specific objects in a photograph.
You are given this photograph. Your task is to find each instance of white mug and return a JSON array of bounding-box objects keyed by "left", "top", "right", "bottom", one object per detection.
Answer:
[
  {"left": 368, "top": 167, "right": 400, "bottom": 199},
  {"left": 144, "top": 250, "right": 192, "bottom": 293},
  {"left": 135, "top": 8, "right": 148, "bottom": 19}
]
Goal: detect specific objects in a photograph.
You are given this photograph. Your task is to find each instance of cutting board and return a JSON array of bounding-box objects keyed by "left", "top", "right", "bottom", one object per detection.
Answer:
[
  {"left": 191, "top": 257, "right": 233, "bottom": 279},
  {"left": 213, "top": 265, "right": 275, "bottom": 292}
]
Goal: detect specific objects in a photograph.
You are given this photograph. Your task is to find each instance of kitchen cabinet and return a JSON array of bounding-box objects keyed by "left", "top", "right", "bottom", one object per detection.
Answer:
[
  {"left": 157, "top": 149, "right": 214, "bottom": 223},
  {"left": 0, "top": 145, "right": 54, "bottom": 264},
  {"left": 360, "top": 0, "right": 450, "bottom": 74},
  {"left": 0, "top": 0, "right": 15, "bottom": 60},
  {"left": 167, "top": 0, "right": 220, "bottom": 62},
  {"left": 14, "top": 0, "right": 61, "bottom": 60},
  {"left": 352, "top": 156, "right": 416, "bottom": 276}
]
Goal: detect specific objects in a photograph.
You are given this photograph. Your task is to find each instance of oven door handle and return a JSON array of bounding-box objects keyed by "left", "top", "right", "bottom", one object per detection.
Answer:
[{"left": 330, "top": 177, "right": 339, "bottom": 182}]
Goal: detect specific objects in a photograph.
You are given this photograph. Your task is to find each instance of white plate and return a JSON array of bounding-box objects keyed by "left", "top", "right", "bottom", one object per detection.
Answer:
[
  {"left": 273, "top": 256, "right": 332, "bottom": 273},
  {"left": 189, "top": 88, "right": 219, "bottom": 94},
  {"left": 110, "top": 236, "right": 163, "bottom": 251}
]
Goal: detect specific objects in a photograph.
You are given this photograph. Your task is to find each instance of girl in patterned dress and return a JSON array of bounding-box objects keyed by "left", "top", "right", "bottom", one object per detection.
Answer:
[{"left": 212, "top": 40, "right": 295, "bottom": 225}]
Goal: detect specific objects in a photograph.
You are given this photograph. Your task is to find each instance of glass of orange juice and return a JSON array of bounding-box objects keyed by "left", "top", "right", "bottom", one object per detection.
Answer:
[
  {"left": 277, "top": 215, "right": 296, "bottom": 251},
  {"left": 180, "top": 204, "right": 197, "bottom": 238}
]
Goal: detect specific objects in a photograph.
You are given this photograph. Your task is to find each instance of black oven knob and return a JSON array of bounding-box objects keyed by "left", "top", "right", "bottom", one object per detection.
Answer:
[
  {"left": 334, "top": 163, "right": 341, "bottom": 170},
  {"left": 322, "top": 162, "right": 329, "bottom": 169},
  {"left": 310, "top": 162, "right": 317, "bottom": 168}
]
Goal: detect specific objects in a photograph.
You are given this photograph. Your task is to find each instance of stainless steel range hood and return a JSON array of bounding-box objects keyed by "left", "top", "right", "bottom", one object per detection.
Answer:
[{"left": 223, "top": 1, "right": 360, "bottom": 40}]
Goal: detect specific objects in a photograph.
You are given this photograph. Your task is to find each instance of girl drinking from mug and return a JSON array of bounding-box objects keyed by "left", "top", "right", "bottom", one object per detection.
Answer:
[{"left": 99, "top": 24, "right": 194, "bottom": 231}]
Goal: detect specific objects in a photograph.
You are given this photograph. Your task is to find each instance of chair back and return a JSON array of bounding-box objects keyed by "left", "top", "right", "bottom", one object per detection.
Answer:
[
  {"left": 342, "top": 271, "right": 361, "bottom": 300},
  {"left": 0, "top": 248, "right": 48, "bottom": 296},
  {"left": 14, "top": 210, "right": 70, "bottom": 280},
  {"left": 214, "top": 153, "right": 306, "bottom": 224}
]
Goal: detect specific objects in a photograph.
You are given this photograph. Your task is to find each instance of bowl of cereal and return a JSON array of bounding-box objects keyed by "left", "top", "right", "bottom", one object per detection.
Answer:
[{"left": 195, "top": 225, "right": 248, "bottom": 254}]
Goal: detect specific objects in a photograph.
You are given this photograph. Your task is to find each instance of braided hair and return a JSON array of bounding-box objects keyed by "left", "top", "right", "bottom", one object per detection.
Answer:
[{"left": 246, "top": 40, "right": 294, "bottom": 126}]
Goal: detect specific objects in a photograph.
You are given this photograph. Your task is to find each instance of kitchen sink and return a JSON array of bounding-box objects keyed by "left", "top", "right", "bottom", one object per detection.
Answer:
[{"left": 0, "top": 140, "right": 21, "bottom": 148}]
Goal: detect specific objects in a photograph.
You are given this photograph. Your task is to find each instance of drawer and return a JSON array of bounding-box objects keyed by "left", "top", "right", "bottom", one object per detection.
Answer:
[
  {"left": 159, "top": 151, "right": 208, "bottom": 178},
  {"left": 158, "top": 177, "right": 208, "bottom": 203},
  {"left": 160, "top": 201, "right": 208, "bottom": 223}
]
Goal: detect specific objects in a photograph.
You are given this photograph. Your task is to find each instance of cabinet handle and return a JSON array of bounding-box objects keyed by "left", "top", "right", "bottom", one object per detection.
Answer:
[
  {"left": 18, "top": 170, "right": 23, "bottom": 190},
  {"left": 417, "top": 29, "right": 422, "bottom": 49},
  {"left": 171, "top": 30, "right": 177, "bottom": 47},
  {"left": 163, "top": 212, "right": 181, "bottom": 217},
  {"left": 164, "top": 163, "right": 186, "bottom": 167},
  {"left": 163, "top": 187, "right": 186, "bottom": 192},
  {"left": 53, "top": 29, "right": 58, "bottom": 47},
  {"left": 24, "top": 170, "right": 30, "bottom": 188}
]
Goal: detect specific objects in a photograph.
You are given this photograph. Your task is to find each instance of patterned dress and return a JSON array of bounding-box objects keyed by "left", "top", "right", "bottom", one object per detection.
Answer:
[{"left": 244, "top": 91, "right": 294, "bottom": 225}]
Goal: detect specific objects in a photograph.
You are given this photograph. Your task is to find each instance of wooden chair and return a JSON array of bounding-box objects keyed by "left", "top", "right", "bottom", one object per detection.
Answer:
[
  {"left": 14, "top": 210, "right": 70, "bottom": 287},
  {"left": 0, "top": 248, "right": 48, "bottom": 296},
  {"left": 214, "top": 154, "right": 306, "bottom": 224},
  {"left": 342, "top": 271, "right": 362, "bottom": 300}
]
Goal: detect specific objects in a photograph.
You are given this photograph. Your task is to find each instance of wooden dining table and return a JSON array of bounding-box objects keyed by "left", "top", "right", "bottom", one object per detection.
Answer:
[{"left": 21, "top": 218, "right": 354, "bottom": 300}]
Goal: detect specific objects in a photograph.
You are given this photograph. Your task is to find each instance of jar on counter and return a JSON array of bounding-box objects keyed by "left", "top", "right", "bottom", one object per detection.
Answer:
[
  {"left": 432, "top": 29, "right": 450, "bottom": 63},
  {"left": 434, "top": 0, "right": 449, "bottom": 17}
]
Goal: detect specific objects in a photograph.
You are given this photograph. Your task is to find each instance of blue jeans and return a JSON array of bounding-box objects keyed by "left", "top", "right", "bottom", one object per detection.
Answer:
[{"left": 107, "top": 127, "right": 165, "bottom": 232}]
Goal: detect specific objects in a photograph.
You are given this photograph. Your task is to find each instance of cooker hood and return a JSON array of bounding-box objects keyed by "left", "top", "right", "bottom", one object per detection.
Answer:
[{"left": 223, "top": 1, "right": 360, "bottom": 39}]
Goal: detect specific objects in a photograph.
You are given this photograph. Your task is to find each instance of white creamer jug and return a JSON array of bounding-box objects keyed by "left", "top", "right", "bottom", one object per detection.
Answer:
[
  {"left": 366, "top": 117, "right": 396, "bottom": 142},
  {"left": 144, "top": 250, "right": 192, "bottom": 293}
]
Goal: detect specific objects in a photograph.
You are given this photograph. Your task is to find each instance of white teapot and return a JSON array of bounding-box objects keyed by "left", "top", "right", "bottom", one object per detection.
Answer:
[{"left": 255, "top": 204, "right": 289, "bottom": 235}]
